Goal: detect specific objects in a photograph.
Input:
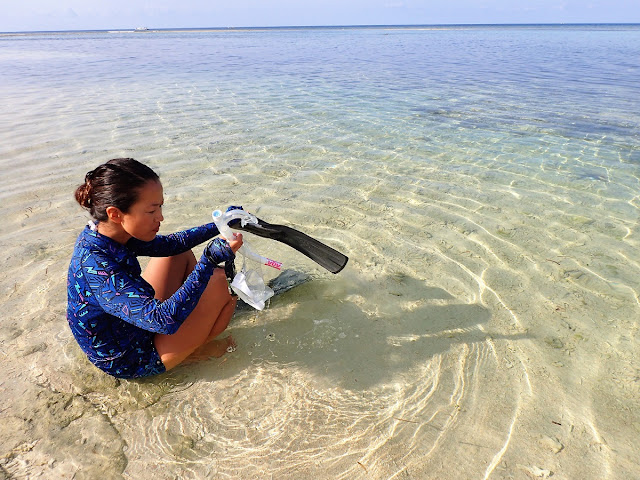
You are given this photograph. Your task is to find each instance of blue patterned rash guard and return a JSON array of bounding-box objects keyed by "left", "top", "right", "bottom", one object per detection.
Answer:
[{"left": 67, "top": 222, "right": 220, "bottom": 379}]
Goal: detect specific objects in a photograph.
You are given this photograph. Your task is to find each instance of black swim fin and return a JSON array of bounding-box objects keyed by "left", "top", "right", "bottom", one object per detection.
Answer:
[{"left": 229, "top": 216, "right": 348, "bottom": 274}]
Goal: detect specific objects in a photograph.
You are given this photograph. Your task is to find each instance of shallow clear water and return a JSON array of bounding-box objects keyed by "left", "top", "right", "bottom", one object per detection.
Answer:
[{"left": 1, "top": 25, "right": 639, "bottom": 479}]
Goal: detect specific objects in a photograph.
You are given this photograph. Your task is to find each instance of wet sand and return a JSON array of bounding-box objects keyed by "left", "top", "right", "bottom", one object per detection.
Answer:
[{"left": 1, "top": 149, "right": 639, "bottom": 479}]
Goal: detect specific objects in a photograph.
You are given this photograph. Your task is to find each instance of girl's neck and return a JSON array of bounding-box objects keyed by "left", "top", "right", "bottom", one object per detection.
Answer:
[{"left": 97, "top": 221, "right": 131, "bottom": 245}]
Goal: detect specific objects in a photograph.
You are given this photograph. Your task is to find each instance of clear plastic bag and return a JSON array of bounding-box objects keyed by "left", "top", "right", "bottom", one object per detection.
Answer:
[
  {"left": 212, "top": 208, "right": 281, "bottom": 310},
  {"left": 230, "top": 252, "right": 274, "bottom": 310}
]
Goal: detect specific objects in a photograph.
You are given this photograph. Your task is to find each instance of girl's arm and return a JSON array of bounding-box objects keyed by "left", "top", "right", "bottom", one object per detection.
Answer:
[
  {"left": 85, "top": 251, "right": 220, "bottom": 334},
  {"left": 127, "top": 222, "right": 220, "bottom": 257}
]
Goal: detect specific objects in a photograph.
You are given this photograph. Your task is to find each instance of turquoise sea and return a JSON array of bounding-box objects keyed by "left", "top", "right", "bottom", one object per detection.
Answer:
[{"left": 1, "top": 25, "right": 639, "bottom": 479}]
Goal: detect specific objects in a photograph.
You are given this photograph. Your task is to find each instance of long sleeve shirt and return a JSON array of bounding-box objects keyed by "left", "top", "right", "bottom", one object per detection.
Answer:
[{"left": 66, "top": 222, "right": 220, "bottom": 378}]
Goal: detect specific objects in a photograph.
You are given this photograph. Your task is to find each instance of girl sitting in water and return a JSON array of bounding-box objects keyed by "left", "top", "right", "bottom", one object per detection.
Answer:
[{"left": 67, "top": 158, "right": 242, "bottom": 378}]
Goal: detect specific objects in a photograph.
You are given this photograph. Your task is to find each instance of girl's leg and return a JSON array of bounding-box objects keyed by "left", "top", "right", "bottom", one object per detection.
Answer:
[
  {"left": 142, "top": 250, "right": 198, "bottom": 301},
  {"left": 154, "top": 269, "right": 237, "bottom": 369},
  {"left": 142, "top": 251, "right": 237, "bottom": 370}
]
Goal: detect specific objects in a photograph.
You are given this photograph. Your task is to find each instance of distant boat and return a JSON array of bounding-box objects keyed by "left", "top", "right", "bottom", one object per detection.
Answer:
[{"left": 134, "top": 27, "right": 149, "bottom": 32}]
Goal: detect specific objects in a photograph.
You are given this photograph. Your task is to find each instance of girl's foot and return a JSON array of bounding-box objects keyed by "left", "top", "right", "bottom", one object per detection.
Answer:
[{"left": 186, "top": 335, "right": 237, "bottom": 363}]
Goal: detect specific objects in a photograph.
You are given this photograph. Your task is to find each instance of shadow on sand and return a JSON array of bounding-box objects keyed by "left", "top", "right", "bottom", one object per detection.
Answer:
[{"left": 189, "top": 270, "right": 529, "bottom": 390}]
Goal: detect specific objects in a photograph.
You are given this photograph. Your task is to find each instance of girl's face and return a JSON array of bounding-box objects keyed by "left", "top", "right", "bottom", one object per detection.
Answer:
[{"left": 120, "top": 180, "right": 164, "bottom": 242}]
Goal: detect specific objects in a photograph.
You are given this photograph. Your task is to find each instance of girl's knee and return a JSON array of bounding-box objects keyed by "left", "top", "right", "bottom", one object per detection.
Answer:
[
  {"left": 214, "top": 267, "right": 231, "bottom": 284},
  {"left": 208, "top": 268, "right": 232, "bottom": 296}
]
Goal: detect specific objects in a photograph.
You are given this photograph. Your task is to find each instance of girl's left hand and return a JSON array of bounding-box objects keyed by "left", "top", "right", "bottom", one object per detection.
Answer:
[{"left": 226, "top": 233, "right": 243, "bottom": 253}]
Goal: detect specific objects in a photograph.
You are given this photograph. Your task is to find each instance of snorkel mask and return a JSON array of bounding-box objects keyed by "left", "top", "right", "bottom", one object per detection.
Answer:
[{"left": 212, "top": 208, "right": 282, "bottom": 310}]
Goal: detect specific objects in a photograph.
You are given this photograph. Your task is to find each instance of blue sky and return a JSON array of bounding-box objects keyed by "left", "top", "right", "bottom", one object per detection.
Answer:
[{"left": 2, "top": 0, "right": 639, "bottom": 32}]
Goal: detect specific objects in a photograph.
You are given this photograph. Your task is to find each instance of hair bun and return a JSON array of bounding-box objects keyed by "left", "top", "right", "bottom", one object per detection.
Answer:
[{"left": 74, "top": 181, "right": 92, "bottom": 209}]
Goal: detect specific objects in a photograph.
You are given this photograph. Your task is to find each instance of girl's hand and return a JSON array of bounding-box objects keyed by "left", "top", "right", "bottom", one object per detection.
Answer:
[
  {"left": 204, "top": 238, "right": 235, "bottom": 265},
  {"left": 226, "top": 233, "right": 243, "bottom": 253}
]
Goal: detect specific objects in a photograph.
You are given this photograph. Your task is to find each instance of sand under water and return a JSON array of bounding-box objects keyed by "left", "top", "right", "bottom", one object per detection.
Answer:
[{"left": 1, "top": 26, "right": 639, "bottom": 479}]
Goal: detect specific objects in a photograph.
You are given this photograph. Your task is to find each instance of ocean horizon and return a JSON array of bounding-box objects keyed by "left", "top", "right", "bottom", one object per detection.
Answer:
[{"left": 2, "top": 21, "right": 640, "bottom": 35}]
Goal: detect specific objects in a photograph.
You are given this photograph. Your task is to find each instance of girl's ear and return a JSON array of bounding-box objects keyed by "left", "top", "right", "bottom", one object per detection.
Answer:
[{"left": 105, "top": 206, "right": 124, "bottom": 224}]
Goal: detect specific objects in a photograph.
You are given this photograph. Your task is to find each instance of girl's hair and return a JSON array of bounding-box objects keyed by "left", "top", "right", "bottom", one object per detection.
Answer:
[{"left": 75, "top": 158, "right": 160, "bottom": 221}]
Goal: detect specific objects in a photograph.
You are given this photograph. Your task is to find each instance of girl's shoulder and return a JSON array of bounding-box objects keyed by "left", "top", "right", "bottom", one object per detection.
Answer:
[{"left": 73, "top": 227, "right": 130, "bottom": 267}]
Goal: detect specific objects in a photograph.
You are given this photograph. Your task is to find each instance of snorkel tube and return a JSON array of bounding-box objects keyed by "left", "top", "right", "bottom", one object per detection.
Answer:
[{"left": 212, "top": 209, "right": 282, "bottom": 270}]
